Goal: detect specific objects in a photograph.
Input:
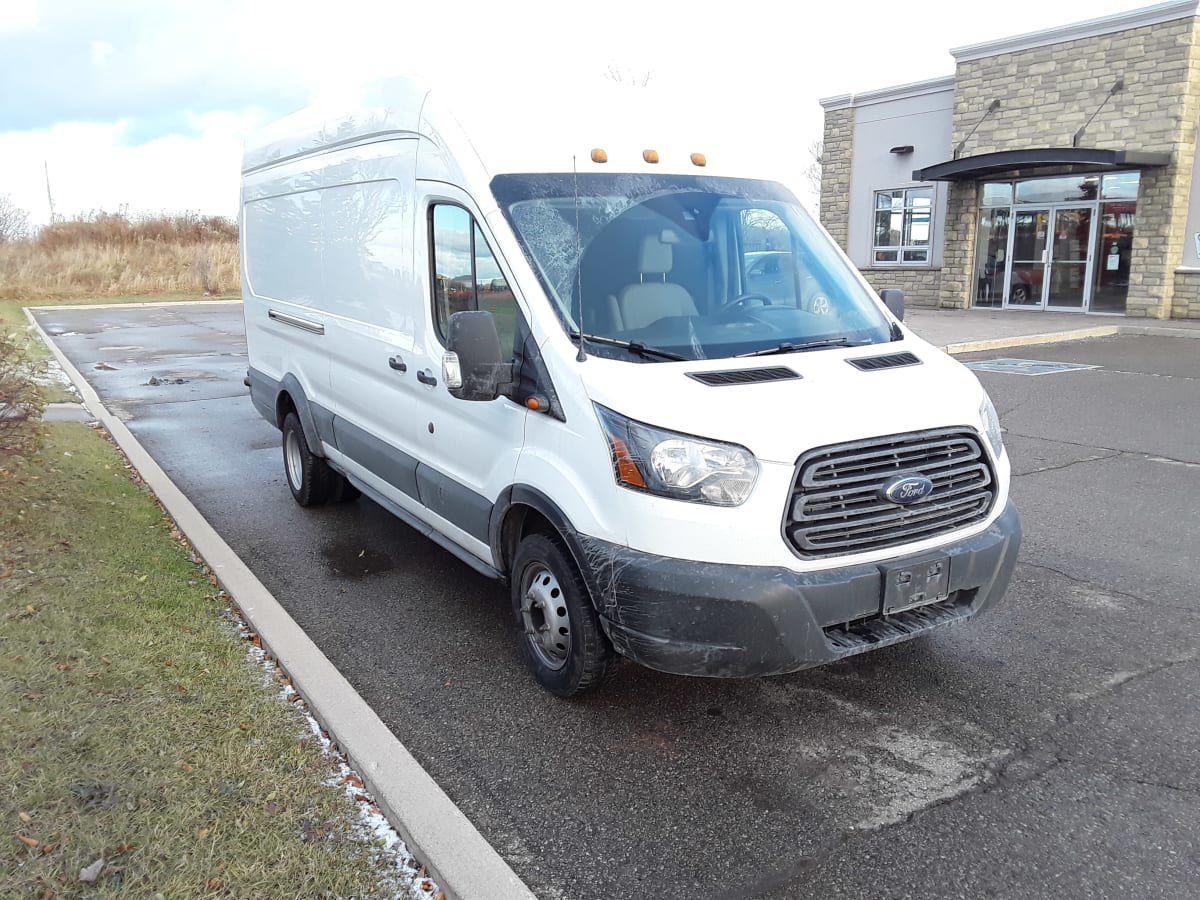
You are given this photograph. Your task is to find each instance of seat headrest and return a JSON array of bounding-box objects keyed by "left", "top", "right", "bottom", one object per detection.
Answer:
[{"left": 638, "top": 230, "right": 679, "bottom": 276}]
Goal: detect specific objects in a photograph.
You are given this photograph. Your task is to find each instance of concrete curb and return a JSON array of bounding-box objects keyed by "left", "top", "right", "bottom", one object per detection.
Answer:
[
  {"left": 26, "top": 307, "right": 536, "bottom": 900},
  {"left": 941, "top": 325, "right": 1120, "bottom": 355},
  {"left": 938, "top": 322, "right": 1200, "bottom": 355},
  {"left": 1120, "top": 324, "right": 1200, "bottom": 339}
]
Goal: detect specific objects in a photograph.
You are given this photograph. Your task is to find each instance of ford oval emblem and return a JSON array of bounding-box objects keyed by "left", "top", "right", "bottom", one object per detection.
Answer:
[{"left": 881, "top": 474, "right": 934, "bottom": 505}]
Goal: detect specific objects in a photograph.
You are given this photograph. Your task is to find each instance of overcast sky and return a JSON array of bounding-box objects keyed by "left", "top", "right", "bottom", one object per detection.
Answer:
[{"left": 0, "top": 0, "right": 1157, "bottom": 224}]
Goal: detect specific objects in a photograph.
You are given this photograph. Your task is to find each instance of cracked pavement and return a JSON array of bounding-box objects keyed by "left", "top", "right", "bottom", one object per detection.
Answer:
[{"left": 34, "top": 308, "right": 1200, "bottom": 899}]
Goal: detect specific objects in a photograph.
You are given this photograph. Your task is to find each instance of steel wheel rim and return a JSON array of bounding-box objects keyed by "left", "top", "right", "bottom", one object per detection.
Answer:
[
  {"left": 520, "top": 564, "right": 571, "bottom": 670},
  {"left": 284, "top": 429, "right": 304, "bottom": 491}
]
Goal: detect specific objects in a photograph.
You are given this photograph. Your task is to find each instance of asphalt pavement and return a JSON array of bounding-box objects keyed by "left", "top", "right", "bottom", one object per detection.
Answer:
[{"left": 33, "top": 302, "right": 1200, "bottom": 900}]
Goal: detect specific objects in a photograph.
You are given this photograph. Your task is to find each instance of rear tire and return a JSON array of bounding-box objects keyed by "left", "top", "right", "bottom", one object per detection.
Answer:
[
  {"left": 511, "top": 533, "right": 618, "bottom": 696},
  {"left": 282, "top": 412, "right": 332, "bottom": 507}
]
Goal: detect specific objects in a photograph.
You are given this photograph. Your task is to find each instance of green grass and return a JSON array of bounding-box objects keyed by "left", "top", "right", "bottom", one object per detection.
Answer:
[{"left": 1, "top": 424, "right": 418, "bottom": 898}]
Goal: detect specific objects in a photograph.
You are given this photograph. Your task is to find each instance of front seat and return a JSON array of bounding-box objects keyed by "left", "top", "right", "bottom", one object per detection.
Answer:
[{"left": 612, "top": 230, "right": 698, "bottom": 330}]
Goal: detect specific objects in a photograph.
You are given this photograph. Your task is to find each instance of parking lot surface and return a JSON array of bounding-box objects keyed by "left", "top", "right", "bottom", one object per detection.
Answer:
[{"left": 35, "top": 303, "right": 1200, "bottom": 899}]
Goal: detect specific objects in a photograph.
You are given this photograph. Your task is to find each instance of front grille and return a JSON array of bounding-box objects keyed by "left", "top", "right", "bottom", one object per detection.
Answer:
[
  {"left": 783, "top": 429, "right": 995, "bottom": 558},
  {"left": 687, "top": 366, "right": 799, "bottom": 386}
]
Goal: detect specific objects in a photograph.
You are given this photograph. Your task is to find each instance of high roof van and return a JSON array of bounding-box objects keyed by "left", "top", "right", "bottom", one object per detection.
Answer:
[{"left": 240, "top": 77, "right": 1021, "bottom": 696}]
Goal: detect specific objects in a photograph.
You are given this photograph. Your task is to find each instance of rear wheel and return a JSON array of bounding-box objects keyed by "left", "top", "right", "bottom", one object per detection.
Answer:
[
  {"left": 282, "top": 412, "right": 332, "bottom": 506},
  {"left": 511, "top": 533, "right": 618, "bottom": 696}
]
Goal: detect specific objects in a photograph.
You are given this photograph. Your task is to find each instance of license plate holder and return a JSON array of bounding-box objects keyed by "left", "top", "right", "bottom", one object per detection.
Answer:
[{"left": 881, "top": 556, "right": 951, "bottom": 615}]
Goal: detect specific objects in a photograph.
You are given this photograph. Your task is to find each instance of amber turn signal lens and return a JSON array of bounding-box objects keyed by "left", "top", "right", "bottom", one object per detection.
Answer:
[
  {"left": 611, "top": 437, "right": 647, "bottom": 488},
  {"left": 590, "top": 148, "right": 608, "bottom": 163},
  {"left": 690, "top": 152, "right": 707, "bottom": 167},
  {"left": 525, "top": 397, "right": 541, "bottom": 411},
  {"left": 642, "top": 149, "right": 659, "bottom": 164}
]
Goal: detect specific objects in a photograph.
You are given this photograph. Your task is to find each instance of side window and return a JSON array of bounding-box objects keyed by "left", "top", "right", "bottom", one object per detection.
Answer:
[{"left": 431, "top": 204, "right": 517, "bottom": 358}]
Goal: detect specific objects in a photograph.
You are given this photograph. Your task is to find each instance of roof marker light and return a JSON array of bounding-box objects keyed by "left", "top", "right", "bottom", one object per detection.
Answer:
[
  {"left": 643, "top": 149, "right": 659, "bottom": 164},
  {"left": 690, "top": 152, "right": 707, "bottom": 167},
  {"left": 590, "top": 148, "right": 608, "bottom": 163}
]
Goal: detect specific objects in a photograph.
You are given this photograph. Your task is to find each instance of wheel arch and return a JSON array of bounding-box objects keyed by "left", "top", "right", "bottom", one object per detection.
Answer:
[
  {"left": 490, "top": 486, "right": 595, "bottom": 601},
  {"left": 275, "top": 374, "right": 326, "bottom": 458}
]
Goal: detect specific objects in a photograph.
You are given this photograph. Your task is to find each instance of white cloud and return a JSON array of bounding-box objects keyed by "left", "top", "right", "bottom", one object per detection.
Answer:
[
  {"left": 0, "top": 0, "right": 37, "bottom": 34},
  {"left": 89, "top": 39, "right": 115, "bottom": 67}
]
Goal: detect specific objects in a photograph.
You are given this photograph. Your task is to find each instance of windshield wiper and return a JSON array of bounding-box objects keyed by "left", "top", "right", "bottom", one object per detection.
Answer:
[
  {"left": 736, "top": 338, "right": 854, "bottom": 357},
  {"left": 571, "top": 332, "right": 688, "bottom": 361}
]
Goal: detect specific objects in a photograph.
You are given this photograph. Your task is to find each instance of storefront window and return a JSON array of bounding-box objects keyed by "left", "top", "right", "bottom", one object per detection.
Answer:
[
  {"left": 1101, "top": 172, "right": 1140, "bottom": 200},
  {"left": 1015, "top": 175, "right": 1100, "bottom": 204},
  {"left": 973, "top": 206, "right": 1009, "bottom": 307},
  {"left": 981, "top": 183, "right": 1012, "bottom": 207},
  {"left": 1093, "top": 194, "right": 1137, "bottom": 313},
  {"left": 872, "top": 187, "right": 933, "bottom": 264}
]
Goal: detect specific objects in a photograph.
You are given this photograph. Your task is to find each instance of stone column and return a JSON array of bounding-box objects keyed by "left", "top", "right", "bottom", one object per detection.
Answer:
[{"left": 820, "top": 108, "right": 854, "bottom": 249}]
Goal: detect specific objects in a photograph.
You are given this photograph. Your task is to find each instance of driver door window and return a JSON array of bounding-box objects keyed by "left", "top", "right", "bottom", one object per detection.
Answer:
[{"left": 430, "top": 204, "right": 517, "bottom": 359}]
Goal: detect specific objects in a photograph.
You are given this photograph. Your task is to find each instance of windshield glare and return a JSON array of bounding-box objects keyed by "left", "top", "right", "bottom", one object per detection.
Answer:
[{"left": 492, "top": 174, "right": 891, "bottom": 362}]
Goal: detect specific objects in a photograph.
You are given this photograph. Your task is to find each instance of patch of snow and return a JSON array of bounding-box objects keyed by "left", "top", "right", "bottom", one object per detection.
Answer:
[{"left": 226, "top": 605, "right": 441, "bottom": 900}]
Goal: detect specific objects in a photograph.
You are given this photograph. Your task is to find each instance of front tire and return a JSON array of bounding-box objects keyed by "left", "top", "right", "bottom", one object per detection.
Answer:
[
  {"left": 511, "top": 533, "right": 618, "bottom": 696},
  {"left": 282, "top": 411, "right": 332, "bottom": 507}
]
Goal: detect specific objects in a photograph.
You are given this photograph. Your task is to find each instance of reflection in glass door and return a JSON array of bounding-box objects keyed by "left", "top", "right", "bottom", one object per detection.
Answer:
[
  {"left": 1006, "top": 209, "right": 1048, "bottom": 307},
  {"left": 1046, "top": 206, "right": 1095, "bottom": 309}
]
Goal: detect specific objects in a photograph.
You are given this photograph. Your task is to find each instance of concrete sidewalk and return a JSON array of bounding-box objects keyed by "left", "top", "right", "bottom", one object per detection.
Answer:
[{"left": 905, "top": 306, "right": 1200, "bottom": 354}]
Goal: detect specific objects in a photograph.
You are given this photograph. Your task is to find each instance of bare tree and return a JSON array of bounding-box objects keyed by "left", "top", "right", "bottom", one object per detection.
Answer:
[
  {"left": 604, "top": 64, "right": 653, "bottom": 88},
  {"left": 0, "top": 194, "right": 31, "bottom": 243},
  {"left": 804, "top": 140, "right": 823, "bottom": 212}
]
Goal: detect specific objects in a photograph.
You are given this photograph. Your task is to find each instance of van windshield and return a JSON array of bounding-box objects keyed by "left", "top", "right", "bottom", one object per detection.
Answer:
[{"left": 492, "top": 174, "right": 892, "bottom": 362}]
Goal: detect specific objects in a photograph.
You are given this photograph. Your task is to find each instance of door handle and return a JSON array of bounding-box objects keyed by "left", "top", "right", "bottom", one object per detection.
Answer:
[
  {"left": 388, "top": 356, "right": 407, "bottom": 373},
  {"left": 416, "top": 369, "right": 438, "bottom": 387}
]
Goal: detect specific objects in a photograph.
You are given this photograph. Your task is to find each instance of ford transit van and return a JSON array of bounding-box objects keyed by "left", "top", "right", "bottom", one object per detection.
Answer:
[{"left": 241, "top": 77, "right": 1020, "bottom": 696}]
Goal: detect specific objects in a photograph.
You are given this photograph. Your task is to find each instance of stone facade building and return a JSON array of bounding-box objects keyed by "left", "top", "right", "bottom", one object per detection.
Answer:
[{"left": 819, "top": 0, "right": 1200, "bottom": 319}]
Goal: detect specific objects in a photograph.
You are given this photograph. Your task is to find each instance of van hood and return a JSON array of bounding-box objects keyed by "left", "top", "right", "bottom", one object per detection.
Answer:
[{"left": 579, "top": 340, "right": 987, "bottom": 464}]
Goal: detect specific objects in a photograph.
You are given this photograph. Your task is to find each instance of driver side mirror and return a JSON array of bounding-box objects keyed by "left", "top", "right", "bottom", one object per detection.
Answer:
[
  {"left": 444, "top": 310, "right": 514, "bottom": 401},
  {"left": 879, "top": 288, "right": 905, "bottom": 321}
]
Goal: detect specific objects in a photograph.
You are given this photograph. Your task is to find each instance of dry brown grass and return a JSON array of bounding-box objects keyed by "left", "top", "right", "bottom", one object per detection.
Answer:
[{"left": 0, "top": 211, "right": 239, "bottom": 300}]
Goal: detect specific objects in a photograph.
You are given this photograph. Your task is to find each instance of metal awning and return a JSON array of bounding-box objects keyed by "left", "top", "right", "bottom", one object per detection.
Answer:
[{"left": 912, "top": 148, "right": 1171, "bottom": 182}]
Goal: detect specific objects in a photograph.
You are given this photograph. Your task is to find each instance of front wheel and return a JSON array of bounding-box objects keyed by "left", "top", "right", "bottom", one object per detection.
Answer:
[
  {"left": 282, "top": 411, "right": 332, "bottom": 506},
  {"left": 511, "top": 533, "right": 618, "bottom": 696}
]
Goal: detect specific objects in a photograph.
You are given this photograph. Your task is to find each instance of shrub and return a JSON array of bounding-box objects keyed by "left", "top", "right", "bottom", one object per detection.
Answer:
[{"left": 0, "top": 333, "right": 44, "bottom": 456}]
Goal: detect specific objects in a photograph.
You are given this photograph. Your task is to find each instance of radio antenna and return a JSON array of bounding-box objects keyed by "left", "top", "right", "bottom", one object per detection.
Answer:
[{"left": 572, "top": 154, "right": 587, "bottom": 362}]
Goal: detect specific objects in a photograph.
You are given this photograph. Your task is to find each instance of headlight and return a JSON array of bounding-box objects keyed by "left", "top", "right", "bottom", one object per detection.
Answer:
[
  {"left": 980, "top": 393, "right": 1004, "bottom": 457},
  {"left": 594, "top": 404, "right": 758, "bottom": 506}
]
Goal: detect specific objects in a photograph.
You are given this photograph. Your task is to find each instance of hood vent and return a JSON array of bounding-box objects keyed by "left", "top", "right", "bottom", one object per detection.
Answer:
[
  {"left": 847, "top": 352, "right": 921, "bottom": 372},
  {"left": 687, "top": 366, "right": 801, "bottom": 386}
]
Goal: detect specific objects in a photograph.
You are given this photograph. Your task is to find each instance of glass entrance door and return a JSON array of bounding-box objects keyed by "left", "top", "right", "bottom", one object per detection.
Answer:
[
  {"left": 1045, "top": 205, "right": 1095, "bottom": 310},
  {"left": 1006, "top": 209, "right": 1048, "bottom": 308},
  {"left": 1003, "top": 204, "right": 1097, "bottom": 310}
]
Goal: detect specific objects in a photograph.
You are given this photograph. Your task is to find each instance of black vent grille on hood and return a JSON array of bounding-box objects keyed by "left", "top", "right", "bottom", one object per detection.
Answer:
[
  {"left": 846, "top": 352, "right": 921, "bottom": 372},
  {"left": 686, "top": 366, "right": 801, "bottom": 386}
]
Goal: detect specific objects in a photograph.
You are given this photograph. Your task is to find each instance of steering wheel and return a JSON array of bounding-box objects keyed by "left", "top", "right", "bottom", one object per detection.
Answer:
[{"left": 715, "top": 292, "right": 773, "bottom": 317}]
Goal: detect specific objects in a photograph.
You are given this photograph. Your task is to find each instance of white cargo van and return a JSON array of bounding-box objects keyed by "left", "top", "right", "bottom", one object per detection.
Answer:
[{"left": 240, "top": 77, "right": 1020, "bottom": 696}]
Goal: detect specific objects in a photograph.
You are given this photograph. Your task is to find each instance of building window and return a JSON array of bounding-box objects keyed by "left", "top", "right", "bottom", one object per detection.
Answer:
[{"left": 873, "top": 187, "right": 933, "bottom": 265}]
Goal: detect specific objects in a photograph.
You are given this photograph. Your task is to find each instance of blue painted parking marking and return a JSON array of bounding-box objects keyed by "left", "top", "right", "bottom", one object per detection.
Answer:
[{"left": 963, "top": 358, "right": 1102, "bottom": 376}]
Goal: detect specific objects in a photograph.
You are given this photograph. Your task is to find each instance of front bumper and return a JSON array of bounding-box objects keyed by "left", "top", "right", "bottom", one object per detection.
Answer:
[{"left": 580, "top": 501, "right": 1021, "bottom": 677}]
